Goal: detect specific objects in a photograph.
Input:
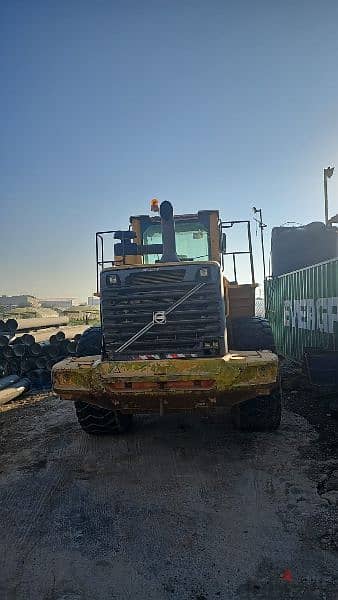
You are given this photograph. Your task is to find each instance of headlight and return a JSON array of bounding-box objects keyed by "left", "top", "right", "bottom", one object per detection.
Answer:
[
  {"left": 199, "top": 268, "right": 208, "bottom": 277},
  {"left": 106, "top": 274, "right": 119, "bottom": 285}
]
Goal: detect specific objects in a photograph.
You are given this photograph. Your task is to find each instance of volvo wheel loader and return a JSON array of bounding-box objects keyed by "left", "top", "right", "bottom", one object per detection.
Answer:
[{"left": 52, "top": 200, "right": 280, "bottom": 434}]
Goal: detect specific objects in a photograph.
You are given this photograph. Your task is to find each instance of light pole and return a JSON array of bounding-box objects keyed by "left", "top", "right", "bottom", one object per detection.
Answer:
[
  {"left": 324, "top": 166, "right": 334, "bottom": 226},
  {"left": 252, "top": 207, "right": 267, "bottom": 280}
]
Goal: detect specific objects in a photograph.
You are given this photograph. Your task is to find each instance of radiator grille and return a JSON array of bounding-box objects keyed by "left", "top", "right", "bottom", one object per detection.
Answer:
[
  {"left": 125, "top": 269, "right": 185, "bottom": 286},
  {"left": 101, "top": 266, "right": 226, "bottom": 360}
]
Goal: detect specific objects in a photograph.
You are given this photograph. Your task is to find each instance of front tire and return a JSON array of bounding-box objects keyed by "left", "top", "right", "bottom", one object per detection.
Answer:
[
  {"left": 231, "top": 391, "right": 281, "bottom": 432},
  {"left": 75, "top": 326, "right": 133, "bottom": 436},
  {"left": 228, "top": 317, "right": 281, "bottom": 431},
  {"left": 227, "top": 317, "right": 276, "bottom": 352},
  {"left": 75, "top": 401, "right": 133, "bottom": 435}
]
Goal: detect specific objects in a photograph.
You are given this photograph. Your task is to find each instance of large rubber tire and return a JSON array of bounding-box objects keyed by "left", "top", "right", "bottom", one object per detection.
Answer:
[
  {"left": 75, "top": 401, "right": 133, "bottom": 435},
  {"left": 75, "top": 326, "right": 133, "bottom": 435},
  {"left": 231, "top": 391, "right": 281, "bottom": 432},
  {"left": 227, "top": 317, "right": 276, "bottom": 352},
  {"left": 77, "top": 326, "right": 102, "bottom": 356}
]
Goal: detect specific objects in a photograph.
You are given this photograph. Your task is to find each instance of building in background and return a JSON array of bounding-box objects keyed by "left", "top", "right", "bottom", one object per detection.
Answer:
[
  {"left": 0, "top": 295, "right": 40, "bottom": 309},
  {"left": 40, "top": 298, "right": 81, "bottom": 309},
  {"left": 87, "top": 296, "right": 100, "bottom": 306}
]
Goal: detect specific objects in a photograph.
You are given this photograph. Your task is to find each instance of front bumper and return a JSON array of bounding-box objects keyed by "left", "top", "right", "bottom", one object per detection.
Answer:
[{"left": 52, "top": 351, "right": 279, "bottom": 413}]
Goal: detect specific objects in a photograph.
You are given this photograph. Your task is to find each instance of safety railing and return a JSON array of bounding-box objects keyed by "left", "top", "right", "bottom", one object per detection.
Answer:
[{"left": 221, "top": 220, "right": 255, "bottom": 284}]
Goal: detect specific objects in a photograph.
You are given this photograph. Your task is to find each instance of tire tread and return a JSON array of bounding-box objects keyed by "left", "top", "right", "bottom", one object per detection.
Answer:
[
  {"left": 228, "top": 316, "right": 276, "bottom": 352},
  {"left": 74, "top": 326, "right": 133, "bottom": 435},
  {"left": 75, "top": 401, "right": 132, "bottom": 435}
]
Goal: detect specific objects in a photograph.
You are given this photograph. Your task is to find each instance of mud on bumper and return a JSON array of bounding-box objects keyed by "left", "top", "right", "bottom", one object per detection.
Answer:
[{"left": 52, "top": 351, "right": 279, "bottom": 413}]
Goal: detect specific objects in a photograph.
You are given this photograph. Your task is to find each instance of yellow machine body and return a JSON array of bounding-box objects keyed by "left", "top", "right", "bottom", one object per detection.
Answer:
[
  {"left": 53, "top": 351, "right": 278, "bottom": 413},
  {"left": 53, "top": 206, "right": 278, "bottom": 414}
]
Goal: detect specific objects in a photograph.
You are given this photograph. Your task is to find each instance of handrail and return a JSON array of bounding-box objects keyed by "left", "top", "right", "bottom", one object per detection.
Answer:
[{"left": 221, "top": 220, "right": 255, "bottom": 284}]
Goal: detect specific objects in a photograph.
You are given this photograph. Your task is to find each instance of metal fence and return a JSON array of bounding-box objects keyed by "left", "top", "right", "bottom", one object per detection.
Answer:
[{"left": 255, "top": 297, "right": 265, "bottom": 317}]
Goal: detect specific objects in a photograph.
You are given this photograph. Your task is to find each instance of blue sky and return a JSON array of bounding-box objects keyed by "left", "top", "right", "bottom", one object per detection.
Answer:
[{"left": 1, "top": 0, "right": 338, "bottom": 300}]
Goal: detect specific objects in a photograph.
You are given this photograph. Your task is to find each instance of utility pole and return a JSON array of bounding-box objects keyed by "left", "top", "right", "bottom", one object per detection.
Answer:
[
  {"left": 253, "top": 207, "right": 267, "bottom": 280},
  {"left": 324, "top": 166, "right": 334, "bottom": 226}
]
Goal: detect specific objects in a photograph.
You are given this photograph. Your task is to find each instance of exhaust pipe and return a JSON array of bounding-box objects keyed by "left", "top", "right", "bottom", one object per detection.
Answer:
[{"left": 160, "top": 201, "right": 180, "bottom": 263}]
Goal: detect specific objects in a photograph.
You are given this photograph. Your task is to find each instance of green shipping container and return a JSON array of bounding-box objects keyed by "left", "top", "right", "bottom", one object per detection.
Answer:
[{"left": 265, "top": 258, "right": 338, "bottom": 360}]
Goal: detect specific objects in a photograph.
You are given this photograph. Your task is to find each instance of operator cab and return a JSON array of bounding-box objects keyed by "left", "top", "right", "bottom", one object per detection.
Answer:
[
  {"left": 130, "top": 210, "right": 220, "bottom": 264},
  {"left": 95, "top": 200, "right": 256, "bottom": 320}
]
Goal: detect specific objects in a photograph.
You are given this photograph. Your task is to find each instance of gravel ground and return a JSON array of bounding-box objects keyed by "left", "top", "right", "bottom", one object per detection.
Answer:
[
  {"left": 0, "top": 381, "right": 338, "bottom": 600},
  {"left": 282, "top": 360, "right": 338, "bottom": 461}
]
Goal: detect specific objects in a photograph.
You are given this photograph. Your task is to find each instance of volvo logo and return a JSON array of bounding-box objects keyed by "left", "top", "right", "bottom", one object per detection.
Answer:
[{"left": 153, "top": 311, "right": 166, "bottom": 325}]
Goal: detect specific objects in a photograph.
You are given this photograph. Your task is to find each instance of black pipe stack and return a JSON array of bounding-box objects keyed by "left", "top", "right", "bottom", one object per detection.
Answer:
[{"left": 0, "top": 319, "right": 83, "bottom": 392}]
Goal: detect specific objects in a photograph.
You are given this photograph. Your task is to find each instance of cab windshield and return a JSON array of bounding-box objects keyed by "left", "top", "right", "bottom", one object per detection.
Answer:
[{"left": 143, "top": 221, "right": 210, "bottom": 264}]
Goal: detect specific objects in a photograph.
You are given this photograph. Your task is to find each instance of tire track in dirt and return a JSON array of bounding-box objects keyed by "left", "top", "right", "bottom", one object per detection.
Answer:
[{"left": 1, "top": 398, "right": 338, "bottom": 599}]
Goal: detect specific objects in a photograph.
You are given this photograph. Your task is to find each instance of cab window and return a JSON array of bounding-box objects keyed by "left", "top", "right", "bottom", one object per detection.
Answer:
[{"left": 143, "top": 221, "right": 210, "bottom": 263}]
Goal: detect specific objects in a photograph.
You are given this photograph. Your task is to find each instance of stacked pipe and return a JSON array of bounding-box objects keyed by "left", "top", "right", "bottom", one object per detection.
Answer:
[
  {"left": 0, "top": 316, "right": 69, "bottom": 334},
  {"left": 0, "top": 319, "right": 85, "bottom": 397},
  {"left": 0, "top": 375, "right": 31, "bottom": 407}
]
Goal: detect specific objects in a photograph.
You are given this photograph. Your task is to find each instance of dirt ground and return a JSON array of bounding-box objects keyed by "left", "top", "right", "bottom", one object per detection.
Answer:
[{"left": 1, "top": 371, "right": 338, "bottom": 600}]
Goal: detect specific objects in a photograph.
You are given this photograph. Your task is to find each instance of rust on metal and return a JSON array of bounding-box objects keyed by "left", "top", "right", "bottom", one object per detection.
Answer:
[{"left": 52, "top": 352, "right": 278, "bottom": 413}]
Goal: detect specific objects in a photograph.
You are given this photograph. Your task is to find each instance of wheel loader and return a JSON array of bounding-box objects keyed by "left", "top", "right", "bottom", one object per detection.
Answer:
[{"left": 52, "top": 200, "right": 280, "bottom": 434}]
